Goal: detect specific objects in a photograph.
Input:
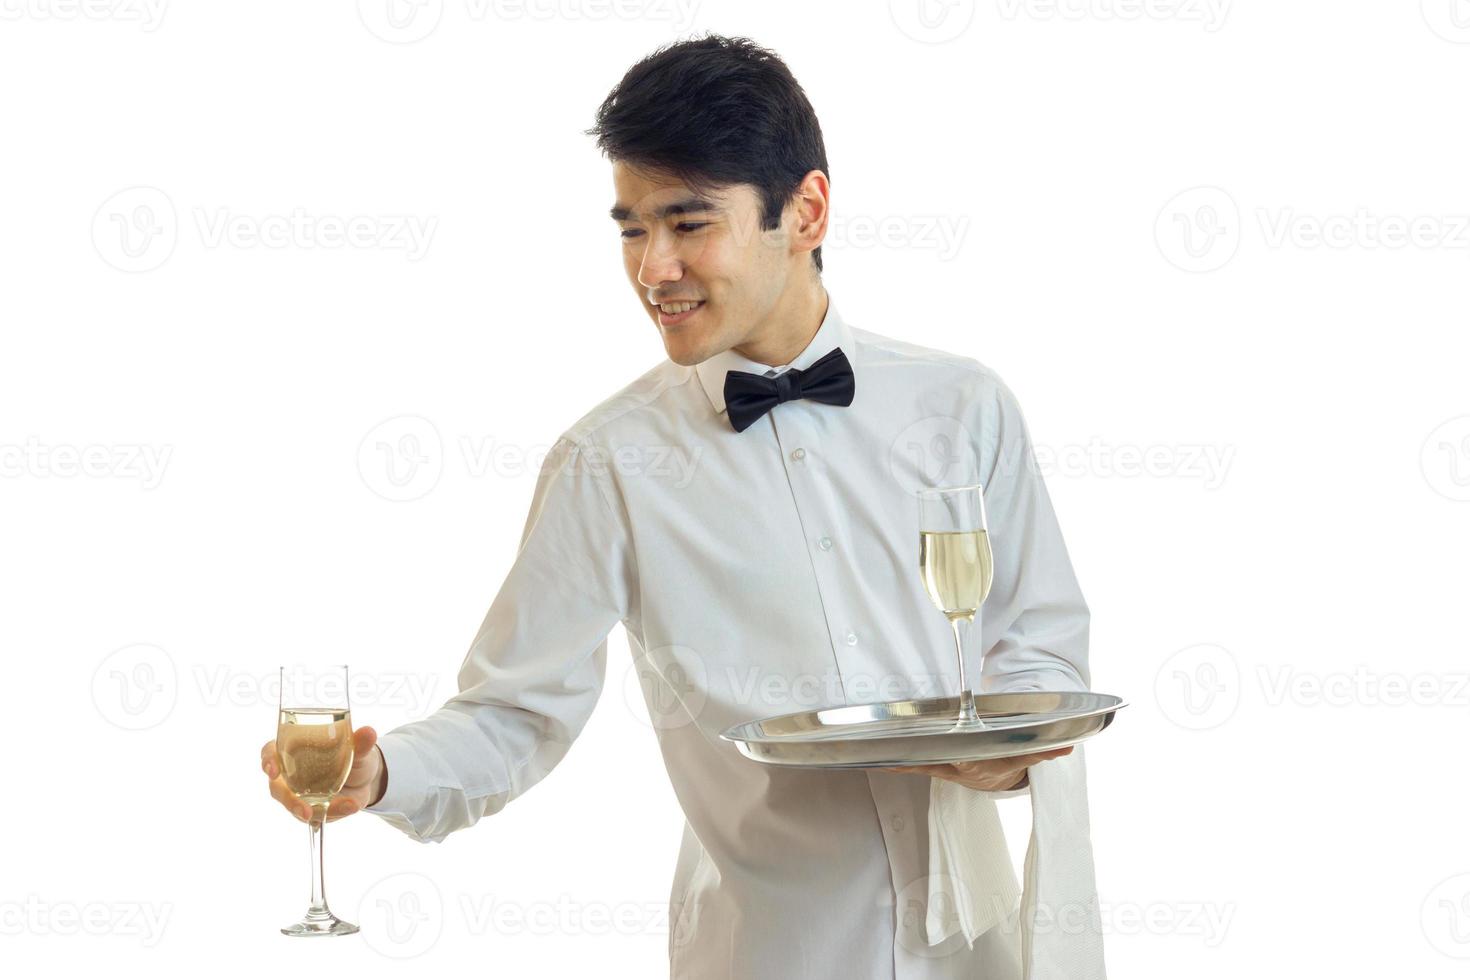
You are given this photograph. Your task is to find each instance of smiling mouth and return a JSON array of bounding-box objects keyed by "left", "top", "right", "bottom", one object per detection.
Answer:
[{"left": 656, "top": 300, "right": 706, "bottom": 326}]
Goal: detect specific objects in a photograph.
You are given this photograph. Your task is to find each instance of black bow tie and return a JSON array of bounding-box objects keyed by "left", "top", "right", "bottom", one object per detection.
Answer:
[{"left": 722, "top": 347, "right": 856, "bottom": 433}]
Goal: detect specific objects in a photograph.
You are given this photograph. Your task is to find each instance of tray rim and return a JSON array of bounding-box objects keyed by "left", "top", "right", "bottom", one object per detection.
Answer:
[{"left": 718, "top": 690, "right": 1128, "bottom": 746}]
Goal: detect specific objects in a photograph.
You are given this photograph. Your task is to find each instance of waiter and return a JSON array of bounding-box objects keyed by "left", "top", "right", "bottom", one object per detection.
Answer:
[{"left": 260, "top": 33, "right": 1104, "bottom": 979}]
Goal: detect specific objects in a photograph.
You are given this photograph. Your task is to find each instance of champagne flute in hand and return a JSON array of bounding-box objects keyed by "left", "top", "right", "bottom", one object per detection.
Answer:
[
  {"left": 918, "top": 485, "right": 993, "bottom": 730},
  {"left": 277, "top": 664, "right": 359, "bottom": 937}
]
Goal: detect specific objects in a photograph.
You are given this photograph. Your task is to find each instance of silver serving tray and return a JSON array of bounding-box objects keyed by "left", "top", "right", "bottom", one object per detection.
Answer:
[{"left": 720, "top": 691, "right": 1125, "bottom": 769}]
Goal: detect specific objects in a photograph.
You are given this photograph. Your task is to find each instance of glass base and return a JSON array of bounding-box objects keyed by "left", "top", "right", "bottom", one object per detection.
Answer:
[{"left": 281, "top": 912, "right": 359, "bottom": 937}]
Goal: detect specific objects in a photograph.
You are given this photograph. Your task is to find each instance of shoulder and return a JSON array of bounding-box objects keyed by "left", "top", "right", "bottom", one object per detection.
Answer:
[
  {"left": 851, "top": 324, "right": 1020, "bottom": 408},
  {"left": 555, "top": 357, "right": 698, "bottom": 448}
]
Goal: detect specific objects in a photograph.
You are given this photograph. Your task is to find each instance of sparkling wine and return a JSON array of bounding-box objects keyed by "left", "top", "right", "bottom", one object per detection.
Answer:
[
  {"left": 919, "top": 529, "right": 993, "bottom": 623},
  {"left": 277, "top": 708, "right": 353, "bottom": 805}
]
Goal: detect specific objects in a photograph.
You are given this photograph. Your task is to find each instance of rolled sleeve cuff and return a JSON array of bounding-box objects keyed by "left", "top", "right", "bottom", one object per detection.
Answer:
[{"left": 365, "top": 731, "right": 432, "bottom": 827}]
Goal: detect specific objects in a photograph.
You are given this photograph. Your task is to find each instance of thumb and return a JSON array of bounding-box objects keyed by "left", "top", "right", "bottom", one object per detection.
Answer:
[{"left": 343, "top": 726, "right": 380, "bottom": 784}]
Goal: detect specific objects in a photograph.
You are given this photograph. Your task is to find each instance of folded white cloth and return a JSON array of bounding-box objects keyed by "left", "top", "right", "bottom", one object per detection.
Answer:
[
  {"left": 925, "top": 743, "right": 1106, "bottom": 979},
  {"left": 925, "top": 775, "right": 1021, "bottom": 945}
]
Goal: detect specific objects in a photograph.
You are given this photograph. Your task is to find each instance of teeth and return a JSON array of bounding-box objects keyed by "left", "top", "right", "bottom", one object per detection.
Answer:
[{"left": 659, "top": 301, "right": 702, "bottom": 314}]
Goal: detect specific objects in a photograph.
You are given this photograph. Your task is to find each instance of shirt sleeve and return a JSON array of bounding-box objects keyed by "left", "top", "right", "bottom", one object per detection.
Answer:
[
  {"left": 973, "top": 373, "right": 1092, "bottom": 697},
  {"left": 365, "top": 433, "right": 637, "bottom": 843}
]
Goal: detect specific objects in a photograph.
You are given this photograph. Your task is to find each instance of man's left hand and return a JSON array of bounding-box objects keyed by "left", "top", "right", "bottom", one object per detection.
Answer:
[{"left": 881, "top": 745, "right": 1073, "bottom": 791}]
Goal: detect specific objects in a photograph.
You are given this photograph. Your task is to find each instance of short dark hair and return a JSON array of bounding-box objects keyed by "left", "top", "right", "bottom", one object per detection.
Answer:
[{"left": 585, "top": 33, "right": 830, "bottom": 274}]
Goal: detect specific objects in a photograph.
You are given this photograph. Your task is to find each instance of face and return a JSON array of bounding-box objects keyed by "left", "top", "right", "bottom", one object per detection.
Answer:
[{"left": 611, "top": 161, "right": 820, "bottom": 367}]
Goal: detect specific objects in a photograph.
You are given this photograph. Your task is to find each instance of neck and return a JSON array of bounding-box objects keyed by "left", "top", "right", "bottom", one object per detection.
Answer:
[{"left": 732, "top": 282, "right": 828, "bottom": 367}]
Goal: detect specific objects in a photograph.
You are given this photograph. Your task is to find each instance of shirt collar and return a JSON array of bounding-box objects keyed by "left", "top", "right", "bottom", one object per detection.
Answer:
[{"left": 694, "top": 289, "right": 853, "bottom": 416}]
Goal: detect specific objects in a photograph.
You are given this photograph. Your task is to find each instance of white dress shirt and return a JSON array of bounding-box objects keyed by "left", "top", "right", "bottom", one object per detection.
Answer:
[{"left": 365, "top": 289, "right": 1103, "bottom": 978}]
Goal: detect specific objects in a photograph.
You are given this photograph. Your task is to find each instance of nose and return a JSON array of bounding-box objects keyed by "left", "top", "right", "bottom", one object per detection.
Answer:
[{"left": 636, "top": 228, "right": 684, "bottom": 291}]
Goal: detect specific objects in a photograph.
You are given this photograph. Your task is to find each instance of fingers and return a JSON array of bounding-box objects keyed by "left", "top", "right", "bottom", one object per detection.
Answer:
[
  {"left": 353, "top": 726, "right": 378, "bottom": 755},
  {"left": 325, "top": 796, "right": 361, "bottom": 823},
  {"left": 262, "top": 740, "right": 368, "bottom": 824},
  {"left": 267, "top": 773, "right": 312, "bottom": 822}
]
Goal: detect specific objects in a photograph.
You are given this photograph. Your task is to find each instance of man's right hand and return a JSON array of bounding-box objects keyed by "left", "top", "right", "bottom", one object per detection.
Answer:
[{"left": 261, "top": 726, "right": 387, "bottom": 824}]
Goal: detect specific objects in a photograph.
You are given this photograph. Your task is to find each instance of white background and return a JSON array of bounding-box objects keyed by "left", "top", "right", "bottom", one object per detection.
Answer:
[{"left": 3, "top": 1, "right": 1468, "bottom": 976}]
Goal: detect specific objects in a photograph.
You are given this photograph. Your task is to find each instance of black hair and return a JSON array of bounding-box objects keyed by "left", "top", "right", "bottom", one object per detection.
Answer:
[{"left": 585, "top": 33, "right": 830, "bottom": 274}]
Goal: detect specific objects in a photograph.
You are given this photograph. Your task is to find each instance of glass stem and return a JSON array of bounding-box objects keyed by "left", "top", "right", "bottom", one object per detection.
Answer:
[
  {"left": 951, "top": 617, "right": 979, "bottom": 724},
  {"left": 306, "top": 803, "right": 331, "bottom": 919}
]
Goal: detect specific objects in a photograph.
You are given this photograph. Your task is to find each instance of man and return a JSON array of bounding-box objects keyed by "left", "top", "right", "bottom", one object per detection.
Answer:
[{"left": 260, "top": 33, "right": 1103, "bottom": 979}]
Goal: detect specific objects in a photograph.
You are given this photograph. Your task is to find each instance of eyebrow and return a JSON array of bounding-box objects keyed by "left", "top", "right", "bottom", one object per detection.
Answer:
[{"left": 609, "top": 196, "right": 723, "bottom": 222}]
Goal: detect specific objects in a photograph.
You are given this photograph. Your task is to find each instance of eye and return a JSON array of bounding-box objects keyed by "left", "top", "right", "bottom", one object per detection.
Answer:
[{"left": 620, "top": 222, "right": 708, "bottom": 240}]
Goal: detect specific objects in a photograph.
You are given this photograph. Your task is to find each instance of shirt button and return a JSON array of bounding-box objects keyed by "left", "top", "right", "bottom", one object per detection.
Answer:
[
  {"left": 791, "top": 448, "right": 806, "bottom": 461},
  {"left": 892, "top": 816, "right": 906, "bottom": 832},
  {"left": 818, "top": 536, "right": 833, "bottom": 551},
  {"left": 845, "top": 631, "right": 858, "bottom": 646}
]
